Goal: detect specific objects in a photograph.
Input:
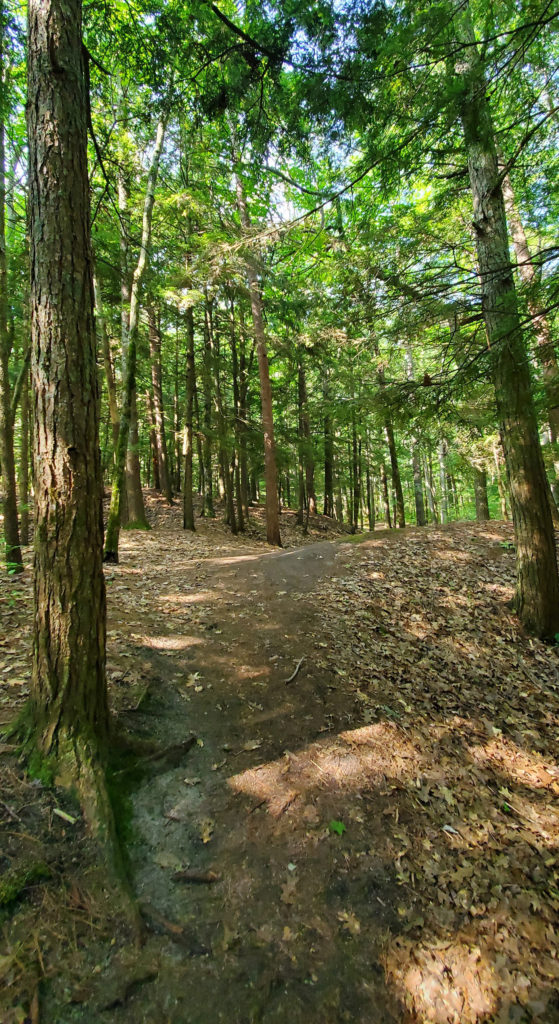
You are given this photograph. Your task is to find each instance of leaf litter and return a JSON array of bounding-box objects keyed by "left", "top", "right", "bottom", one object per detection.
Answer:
[{"left": 1, "top": 500, "right": 559, "bottom": 1023}]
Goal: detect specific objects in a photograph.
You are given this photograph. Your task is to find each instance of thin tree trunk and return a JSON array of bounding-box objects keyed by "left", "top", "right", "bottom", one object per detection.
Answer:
[
  {"left": 94, "top": 277, "right": 119, "bottom": 458},
  {"left": 125, "top": 390, "right": 149, "bottom": 526},
  {"left": 207, "top": 297, "right": 236, "bottom": 532},
  {"left": 299, "top": 354, "right": 316, "bottom": 515},
  {"left": 104, "top": 114, "right": 167, "bottom": 562},
  {"left": 438, "top": 440, "right": 448, "bottom": 525},
  {"left": 18, "top": 366, "right": 29, "bottom": 545},
  {"left": 27, "top": 0, "right": 109, "bottom": 803},
  {"left": 473, "top": 467, "right": 490, "bottom": 522},
  {"left": 234, "top": 168, "right": 281, "bottom": 546},
  {"left": 380, "top": 462, "right": 392, "bottom": 528},
  {"left": 351, "top": 412, "right": 359, "bottom": 533},
  {"left": 0, "top": 38, "right": 22, "bottom": 572},
  {"left": 147, "top": 389, "right": 161, "bottom": 491},
  {"left": 183, "top": 304, "right": 195, "bottom": 531},
  {"left": 385, "top": 418, "right": 405, "bottom": 528},
  {"left": 228, "top": 293, "right": 244, "bottom": 532},
  {"left": 148, "top": 304, "right": 172, "bottom": 502},
  {"left": 173, "top": 319, "right": 181, "bottom": 493},
  {"left": 366, "top": 467, "right": 375, "bottom": 531},
  {"left": 297, "top": 360, "right": 306, "bottom": 525}
]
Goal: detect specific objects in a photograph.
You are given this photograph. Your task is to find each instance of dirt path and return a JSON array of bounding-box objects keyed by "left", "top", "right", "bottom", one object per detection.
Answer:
[
  {"left": 3, "top": 508, "right": 559, "bottom": 1023},
  {"left": 106, "top": 533, "right": 403, "bottom": 1024}
]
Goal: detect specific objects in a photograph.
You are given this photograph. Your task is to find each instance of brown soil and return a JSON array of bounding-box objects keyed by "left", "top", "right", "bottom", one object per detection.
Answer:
[{"left": 1, "top": 497, "right": 559, "bottom": 1023}]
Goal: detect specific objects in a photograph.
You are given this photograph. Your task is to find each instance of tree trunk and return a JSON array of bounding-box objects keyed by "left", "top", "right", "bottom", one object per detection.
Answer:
[
  {"left": 385, "top": 418, "right": 405, "bottom": 528},
  {"left": 27, "top": 0, "right": 109, "bottom": 809},
  {"left": 18, "top": 366, "right": 30, "bottom": 545},
  {"left": 366, "top": 467, "right": 375, "bottom": 531},
  {"left": 147, "top": 389, "right": 161, "bottom": 491},
  {"left": 0, "top": 38, "right": 22, "bottom": 573},
  {"left": 234, "top": 169, "right": 281, "bottom": 546},
  {"left": 228, "top": 293, "right": 244, "bottom": 532},
  {"left": 438, "top": 440, "right": 448, "bottom": 524},
  {"left": 183, "top": 304, "right": 195, "bottom": 531},
  {"left": 351, "top": 413, "right": 359, "bottom": 533},
  {"left": 299, "top": 355, "right": 316, "bottom": 515},
  {"left": 297, "top": 360, "right": 306, "bottom": 525},
  {"left": 94, "top": 277, "right": 119, "bottom": 459},
  {"left": 173, "top": 319, "right": 181, "bottom": 493},
  {"left": 473, "top": 467, "right": 490, "bottom": 522},
  {"left": 493, "top": 442, "right": 509, "bottom": 521},
  {"left": 380, "top": 462, "right": 392, "bottom": 528},
  {"left": 200, "top": 299, "right": 215, "bottom": 517},
  {"left": 455, "top": 1, "right": 559, "bottom": 637},
  {"left": 500, "top": 160, "right": 559, "bottom": 493},
  {"left": 423, "top": 454, "right": 438, "bottom": 524},
  {"left": 104, "top": 114, "right": 167, "bottom": 562},
  {"left": 148, "top": 304, "right": 172, "bottom": 502},
  {"left": 125, "top": 390, "right": 149, "bottom": 527}
]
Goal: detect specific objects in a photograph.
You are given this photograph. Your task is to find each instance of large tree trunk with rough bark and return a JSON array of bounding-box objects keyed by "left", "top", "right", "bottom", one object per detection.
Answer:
[
  {"left": 455, "top": 1, "right": 559, "bottom": 638},
  {"left": 27, "top": 0, "right": 109, "bottom": 818}
]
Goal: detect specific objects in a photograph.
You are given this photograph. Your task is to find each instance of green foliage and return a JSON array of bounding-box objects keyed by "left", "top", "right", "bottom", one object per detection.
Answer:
[{"left": 328, "top": 819, "right": 346, "bottom": 835}]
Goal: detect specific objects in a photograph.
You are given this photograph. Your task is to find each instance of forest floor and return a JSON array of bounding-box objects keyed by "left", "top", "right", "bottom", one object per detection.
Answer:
[{"left": 1, "top": 494, "right": 559, "bottom": 1024}]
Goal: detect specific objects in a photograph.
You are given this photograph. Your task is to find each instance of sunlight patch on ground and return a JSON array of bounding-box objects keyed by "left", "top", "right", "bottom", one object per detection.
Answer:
[
  {"left": 158, "top": 590, "right": 215, "bottom": 606},
  {"left": 138, "top": 634, "right": 204, "bottom": 651},
  {"left": 200, "top": 553, "right": 262, "bottom": 567},
  {"left": 384, "top": 938, "right": 497, "bottom": 1023},
  {"left": 468, "top": 737, "right": 559, "bottom": 792},
  {"left": 228, "top": 723, "right": 422, "bottom": 815}
]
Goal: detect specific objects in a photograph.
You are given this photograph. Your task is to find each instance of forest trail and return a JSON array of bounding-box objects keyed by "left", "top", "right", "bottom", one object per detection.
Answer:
[{"left": 2, "top": 504, "right": 559, "bottom": 1023}]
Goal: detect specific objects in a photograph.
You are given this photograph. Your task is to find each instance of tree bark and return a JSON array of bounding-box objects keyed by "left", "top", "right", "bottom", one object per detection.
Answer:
[
  {"left": 455, "top": 1, "right": 559, "bottom": 637},
  {"left": 148, "top": 303, "right": 172, "bottom": 502},
  {"left": 200, "top": 298, "right": 215, "bottom": 517},
  {"left": 234, "top": 169, "right": 281, "bottom": 546},
  {"left": 104, "top": 114, "right": 167, "bottom": 561},
  {"left": 183, "top": 304, "right": 195, "bottom": 531},
  {"left": 385, "top": 418, "right": 405, "bottom": 528},
  {"left": 380, "top": 462, "right": 392, "bottom": 528},
  {"left": 18, "top": 367, "right": 29, "bottom": 545},
  {"left": 438, "top": 440, "right": 449, "bottom": 524},
  {"left": 27, "top": 0, "right": 109, "bottom": 809},
  {"left": 94, "top": 277, "right": 119, "bottom": 459},
  {"left": 500, "top": 165, "right": 559, "bottom": 446},
  {"left": 299, "top": 354, "right": 316, "bottom": 515},
  {"left": 473, "top": 467, "right": 490, "bottom": 522},
  {"left": 0, "top": 25, "right": 22, "bottom": 572},
  {"left": 404, "top": 347, "right": 426, "bottom": 526}
]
